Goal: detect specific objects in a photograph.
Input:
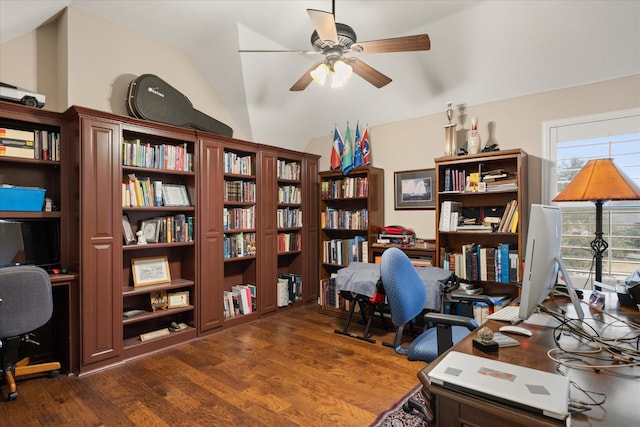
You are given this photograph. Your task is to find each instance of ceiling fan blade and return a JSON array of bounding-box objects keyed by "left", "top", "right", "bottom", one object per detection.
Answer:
[
  {"left": 353, "top": 34, "right": 430, "bottom": 54},
  {"left": 289, "top": 61, "right": 324, "bottom": 91},
  {"left": 307, "top": 9, "right": 338, "bottom": 45},
  {"left": 350, "top": 58, "right": 392, "bottom": 88}
]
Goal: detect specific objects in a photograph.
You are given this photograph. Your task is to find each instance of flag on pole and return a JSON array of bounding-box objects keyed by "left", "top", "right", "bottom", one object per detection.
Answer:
[
  {"left": 341, "top": 122, "right": 353, "bottom": 175},
  {"left": 330, "top": 125, "right": 343, "bottom": 170},
  {"left": 361, "top": 126, "right": 371, "bottom": 165},
  {"left": 353, "top": 122, "right": 362, "bottom": 169}
]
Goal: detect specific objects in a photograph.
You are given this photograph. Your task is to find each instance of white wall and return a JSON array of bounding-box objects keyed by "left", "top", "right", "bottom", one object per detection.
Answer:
[{"left": 304, "top": 74, "right": 640, "bottom": 239}]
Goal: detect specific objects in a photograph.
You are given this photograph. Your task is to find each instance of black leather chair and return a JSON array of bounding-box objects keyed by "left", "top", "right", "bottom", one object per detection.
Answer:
[
  {"left": 0, "top": 265, "right": 61, "bottom": 401},
  {"left": 380, "top": 247, "right": 481, "bottom": 422}
]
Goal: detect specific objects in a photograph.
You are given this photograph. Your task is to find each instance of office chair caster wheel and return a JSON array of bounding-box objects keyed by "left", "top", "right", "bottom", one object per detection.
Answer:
[
  {"left": 50, "top": 370, "right": 59, "bottom": 378},
  {"left": 8, "top": 391, "right": 18, "bottom": 401}
]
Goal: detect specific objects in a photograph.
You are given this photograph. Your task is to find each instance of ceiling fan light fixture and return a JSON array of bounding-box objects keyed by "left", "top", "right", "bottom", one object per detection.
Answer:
[
  {"left": 310, "top": 63, "right": 330, "bottom": 85},
  {"left": 330, "top": 60, "right": 353, "bottom": 88}
]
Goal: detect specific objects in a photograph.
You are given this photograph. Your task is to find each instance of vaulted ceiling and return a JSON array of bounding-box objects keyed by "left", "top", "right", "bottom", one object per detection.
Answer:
[{"left": 1, "top": 1, "right": 638, "bottom": 152}]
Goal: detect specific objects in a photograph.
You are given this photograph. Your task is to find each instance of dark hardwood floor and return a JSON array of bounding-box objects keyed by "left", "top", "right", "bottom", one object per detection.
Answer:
[{"left": 2, "top": 305, "right": 424, "bottom": 426}]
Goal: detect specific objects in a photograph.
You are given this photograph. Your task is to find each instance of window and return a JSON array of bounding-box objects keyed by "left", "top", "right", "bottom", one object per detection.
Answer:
[{"left": 543, "top": 109, "right": 640, "bottom": 287}]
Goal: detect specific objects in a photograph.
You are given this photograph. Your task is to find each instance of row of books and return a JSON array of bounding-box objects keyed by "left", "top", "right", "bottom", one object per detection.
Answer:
[
  {"left": 133, "top": 214, "right": 194, "bottom": 244},
  {"left": 278, "top": 232, "right": 301, "bottom": 252},
  {"left": 277, "top": 273, "right": 302, "bottom": 307},
  {"left": 222, "top": 232, "right": 256, "bottom": 259},
  {"left": 223, "top": 206, "right": 255, "bottom": 230},
  {"left": 442, "top": 167, "right": 517, "bottom": 193},
  {"left": 319, "top": 276, "right": 351, "bottom": 310},
  {"left": 122, "top": 138, "right": 193, "bottom": 171},
  {"left": 497, "top": 200, "right": 519, "bottom": 233},
  {"left": 223, "top": 284, "right": 257, "bottom": 318},
  {"left": 223, "top": 151, "right": 252, "bottom": 176},
  {"left": 277, "top": 159, "right": 301, "bottom": 181},
  {"left": 277, "top": 207, "right": 302, "bottom": 228},
  {"left": 322, "top": 236, "right": 367, "bottom": 266},
  {"left": 224, "top": 180, "right": 256, "bottom": 203},
  {"left": 321, "top": 208, "right": 368, "bottom": 230},
  {"left": 0, "top": 127, "right": 60, "bottom": 161},
  {"left": 123, "top": 175, "right": 164, "bottom": 207},
  {"left": 278, "top": 185, "right": 302, "bottom": 204},
  {"left": 320, "top": 176, "right": 369, "bottom": 199},
  {"left": 440, "top": 243, "right": 519, "bottom": 283}
]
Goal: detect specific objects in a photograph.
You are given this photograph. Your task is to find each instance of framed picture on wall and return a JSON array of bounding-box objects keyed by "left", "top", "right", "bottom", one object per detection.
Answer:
[{"left": 394, "top": 168, "right": 436, "bottom": 210}]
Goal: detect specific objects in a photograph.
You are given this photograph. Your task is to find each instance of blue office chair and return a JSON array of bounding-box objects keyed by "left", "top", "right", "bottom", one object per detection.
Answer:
[
  {"left": 0, "top": 265, "right": 61, "bottom": 401},
  {"left": 380, "top": 247, "right": 479, "bottom": 421}
]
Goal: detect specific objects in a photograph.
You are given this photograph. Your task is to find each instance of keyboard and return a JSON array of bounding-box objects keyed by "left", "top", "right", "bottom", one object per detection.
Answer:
[{"left": 486, "top": 306, "right": 522, "bottom": 323}]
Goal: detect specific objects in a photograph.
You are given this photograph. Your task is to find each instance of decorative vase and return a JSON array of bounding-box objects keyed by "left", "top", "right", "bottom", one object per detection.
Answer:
[
  {"left": 468, "top": 116, "right": 481, "bottom": 154},
  {"left": 444, "top": 102, "right": 457, "bottom": 156}
]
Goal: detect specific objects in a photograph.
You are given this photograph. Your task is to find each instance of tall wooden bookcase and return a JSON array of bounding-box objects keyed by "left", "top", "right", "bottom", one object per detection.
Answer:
[
  {"left": 435, "top": 149, "right": 528, "bottom": 298},
  {"left": 0, "top": 104, "right": 318, "bottom": 374},
  {"left": 318, "top": 166, "right": 384, "bottom": 312}
]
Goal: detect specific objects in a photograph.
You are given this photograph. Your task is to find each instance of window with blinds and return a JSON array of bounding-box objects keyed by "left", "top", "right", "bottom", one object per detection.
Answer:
[{"left": 543, "top": 109, "right": 640, "bottom": 286}]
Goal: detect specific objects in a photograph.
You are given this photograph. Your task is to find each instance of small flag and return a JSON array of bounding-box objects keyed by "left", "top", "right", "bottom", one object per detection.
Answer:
[
  {"left": 361, "top": 126, "right": 371, "bottom": 165},
  {"left": 330, "top": 125, "right": 343, "bottom": 170},
  {"left": 353, "top": 122, "right": 362, "bottom": 169},
  {"left": 341, "top": 122, "right": 353, "bottom": 175}
]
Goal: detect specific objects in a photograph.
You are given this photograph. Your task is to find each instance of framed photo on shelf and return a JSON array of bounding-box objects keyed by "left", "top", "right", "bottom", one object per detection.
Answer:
[
  {"left": 162, "top": 184, "right": 190, "bottom": 206},
  {"left": 140, "top": 219, "right": 160, "bottom": 243},
  {"left": 122, "top": 215, "right": 136, "bottom": 245},
  {"left": 150, "top": 290, "right": 168, "bottom": 311},
  {"left": 131, "top": 256, "right": 171, "bottom": 287},
  {"left": 394, "top": 168, "right": 436, "bottom": 210},
  {"left": 168, "top": 291, "right": 190, "bottom": 308}
]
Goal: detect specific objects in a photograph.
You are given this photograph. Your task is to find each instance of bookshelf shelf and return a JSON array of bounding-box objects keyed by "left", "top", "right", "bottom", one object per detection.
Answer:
[
  {"left": 318, "top": 167, "right": 384, "bottom": 313},
  {"left": 435, "top": 149, "right": 528, "bottom": 298}
]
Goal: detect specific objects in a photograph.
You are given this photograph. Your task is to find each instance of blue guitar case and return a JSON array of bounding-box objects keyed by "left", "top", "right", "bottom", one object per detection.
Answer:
[{"left": 126, "top": 74, "right": 233, "bottom": 137}]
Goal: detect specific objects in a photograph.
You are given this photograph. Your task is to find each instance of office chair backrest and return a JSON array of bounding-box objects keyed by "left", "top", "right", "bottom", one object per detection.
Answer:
[
  {"left": 0, "top": 265, "right": 52, "bottom": 339},
  {"left": 380, "top": 248, "right": 427, "bottom": 327}
]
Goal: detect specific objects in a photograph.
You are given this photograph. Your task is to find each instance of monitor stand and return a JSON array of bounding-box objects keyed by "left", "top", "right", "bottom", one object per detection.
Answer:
[{"left": 524, "top": 256, "right": 585, "bottom": 328}]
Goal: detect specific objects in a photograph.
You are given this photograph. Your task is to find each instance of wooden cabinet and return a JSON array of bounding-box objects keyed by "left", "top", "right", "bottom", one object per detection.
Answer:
[
  {"left": 435, "top": 149, "right": 528, "bottom": 298},
  {"left": 318, "top": 167, "right": 384, "bottom": 311},
  {"left": 2, "top": 102, "right": 319, "bottom": 373}
]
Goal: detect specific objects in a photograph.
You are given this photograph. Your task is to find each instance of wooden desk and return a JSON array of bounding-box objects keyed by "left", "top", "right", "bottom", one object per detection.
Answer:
[
  {"left": 418, "top": 291, "right": 640, "bottom": 427},
  {"left": 50, "top": 273, "right": 79, "bottom": 374}
]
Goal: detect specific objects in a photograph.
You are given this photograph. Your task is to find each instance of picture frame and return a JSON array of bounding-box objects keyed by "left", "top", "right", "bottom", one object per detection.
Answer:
[
  {"left": 122, "top": 215, "right": 136, "bottom": 245},
  {"left": 168, "top": 291, "right": 190, "bottom": 308},
  {"left": 394, "top": 168, "right": 436, "bottom": 210},
  {"left": 131, "top": 256, "right": 172, "bottom": 287},
  {"left": 162, "top": 184, "right": 190, "bottom": 206},
  {"left": 150, "top": 290, "right": 168, "bottom": 312},
  {"left": 140, "top": 219, "right": 160, "bottom": 243}
]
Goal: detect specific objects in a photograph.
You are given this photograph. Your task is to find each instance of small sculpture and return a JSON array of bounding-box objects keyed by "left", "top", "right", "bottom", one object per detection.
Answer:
[
  {"left": 473, "top": 326, "right": 499, "bottom": 353},
  {"left": 477, "top": 326, "right": 494, "bottom": 344},
  {"left": 468, "top": 116, "right": 482, "bottom": 154},
  {"left": 136, "top": 230, "right": 148, "bottom": 245}
]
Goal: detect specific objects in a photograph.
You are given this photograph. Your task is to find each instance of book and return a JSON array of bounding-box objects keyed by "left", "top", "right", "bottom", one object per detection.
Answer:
[
  {"left": 0, "top": 144, "right": 34, "bottom": 159},
  {"left": 0, "top": 127, "right": 35, "bottom": 142},
  {"left": 277, "top": 277, "right": 289, "bottom": 307}
]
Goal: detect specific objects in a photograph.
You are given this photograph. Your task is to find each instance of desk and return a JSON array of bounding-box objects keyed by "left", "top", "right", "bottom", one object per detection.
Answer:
[
  {"left": 16, "top": 273, "right": 78, "bottom": 375},
  {"left": 418, "top": 291, "right": 640, "bottom": 427}
]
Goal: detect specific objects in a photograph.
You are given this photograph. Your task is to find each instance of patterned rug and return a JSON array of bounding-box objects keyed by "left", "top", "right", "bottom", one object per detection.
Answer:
[{"left": 370, "top": 385, "right": 427, "bottom": 427}]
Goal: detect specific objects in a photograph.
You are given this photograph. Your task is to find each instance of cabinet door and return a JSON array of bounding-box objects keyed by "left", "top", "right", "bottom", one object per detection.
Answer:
[
  {"left": 257, "top": 149, "right": 278, "bottom": 314},
  {"left": 79, "top": 117, "right": 122, "bottom": 367},
  {"left": 199, "top": 139, "right": 224, "bottom": 332},
  {"left": 303, "top": 156, "right": 319, "bottom": 302}
]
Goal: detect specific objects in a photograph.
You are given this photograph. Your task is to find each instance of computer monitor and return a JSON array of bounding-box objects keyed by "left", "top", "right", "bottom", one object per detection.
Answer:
[{"left": 519, "top": 204, "right": 584, "bottom": 327}]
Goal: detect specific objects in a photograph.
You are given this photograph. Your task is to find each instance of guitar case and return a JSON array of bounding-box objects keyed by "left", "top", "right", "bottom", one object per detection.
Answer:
[{"left": 126, "top": 74, "right": 233, "bottom": 137}]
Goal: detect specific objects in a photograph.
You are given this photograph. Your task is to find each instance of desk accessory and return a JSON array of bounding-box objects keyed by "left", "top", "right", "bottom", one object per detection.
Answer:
[{"left": 472, "top": 326, "right": 498, "bottom": 353}]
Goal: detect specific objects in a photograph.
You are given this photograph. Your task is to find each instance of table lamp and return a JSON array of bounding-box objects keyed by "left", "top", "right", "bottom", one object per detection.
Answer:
[{"left": 552, "top": 158, "right": 640, "bottom": 285}]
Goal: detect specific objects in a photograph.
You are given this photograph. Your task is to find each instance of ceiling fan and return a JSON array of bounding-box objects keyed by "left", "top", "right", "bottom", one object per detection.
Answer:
[{"left": 238, "top": 1, "right": 431, "bottom": 91}]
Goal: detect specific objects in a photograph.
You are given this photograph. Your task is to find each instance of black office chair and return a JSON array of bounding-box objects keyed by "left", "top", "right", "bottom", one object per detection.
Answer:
[
  {"left": 0, "top": 265, "right": 61, "bottom": 401},
  {"left": 380, "top": 247, "right": 479, "bottom": 421}
]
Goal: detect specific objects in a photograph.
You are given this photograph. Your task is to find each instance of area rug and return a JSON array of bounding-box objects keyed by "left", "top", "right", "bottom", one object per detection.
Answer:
[{"left": 370, "top": 384, "right": 427, "bottom": 427}]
